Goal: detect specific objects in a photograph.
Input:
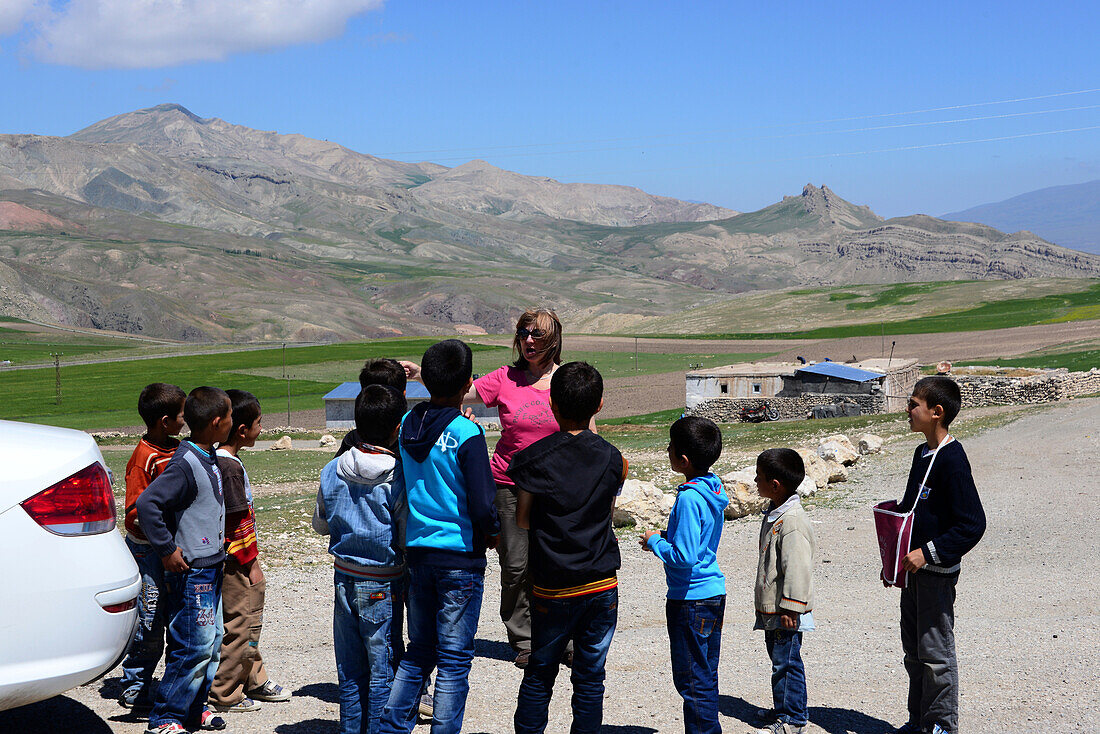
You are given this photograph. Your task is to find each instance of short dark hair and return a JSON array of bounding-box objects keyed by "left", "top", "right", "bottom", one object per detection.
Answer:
[
  {"left": 224, "top": 389, "right": 261, "bottom": 443},
  {"left": 184, "top": 386, "right": 231, "bottom": 433},
  {"left": 421, "top": 339, "right": 473, "bottom": 398},
  {"left": 756, "top": 448, "right": 805, "bottom": 494},
  {"left": 670, "top": 416, "right": 722, "bottom": 473},
  {"left": 912, "top": 375, "right": 962, "bottom": 427},
  {"left": 359, "top": 358, "right": 407, "bottom": 392},
  {"left": 355, "top": 385, "right": 408, "bottom": 445},
  {"left": 137, "top": 382, "right": 186, "bottom": 429},
  {"left": 550, "top": 362, "right": 603, "bottom": 422}
]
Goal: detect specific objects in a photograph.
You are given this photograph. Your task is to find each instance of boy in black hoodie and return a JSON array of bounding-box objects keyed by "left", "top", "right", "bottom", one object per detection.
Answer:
[{"left": 508, "top": 361, "right": 627, "bottom": 734}]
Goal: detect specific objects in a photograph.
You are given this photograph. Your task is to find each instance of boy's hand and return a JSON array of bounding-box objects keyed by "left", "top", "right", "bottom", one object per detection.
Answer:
[
  {"left": 901, "top": 548, "right": 928, "bottom": 573},
  {"left": 246, "top": 560, "right": 264, "bottom": 586},
  {"left": 485, "top": 534, "right": 500, "bottom": 550},
  {"left": 462, "top": 406, "right": 480, "bottom": 424},
  {"left": 639, "top": 530, "right": 659, "bottom": 549},
  {"left": 398, "top": 360, "right": 421, "bottom": 381},
  {"left": 161, "top": 548, "right": 190, "bottom": 573},
  {"left": 779, "top": 611, "right": 799, "bottom": 630}
]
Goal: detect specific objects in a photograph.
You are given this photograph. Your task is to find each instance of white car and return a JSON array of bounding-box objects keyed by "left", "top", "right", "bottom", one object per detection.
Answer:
[{"left": 0, "top": 420, "right": 140, "bottom": 711}]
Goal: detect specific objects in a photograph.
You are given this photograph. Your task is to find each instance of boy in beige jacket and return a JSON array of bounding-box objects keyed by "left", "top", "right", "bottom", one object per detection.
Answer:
[{"left": 752, "top": 448, "right": 816, "bottom": 734}]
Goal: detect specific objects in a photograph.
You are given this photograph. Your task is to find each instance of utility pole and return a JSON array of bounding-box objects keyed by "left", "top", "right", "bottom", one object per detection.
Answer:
[
  {"left": 888, "top": 340, "right": 896, "bottom": 368},
  {"left": 51, "top": 352, "right": 62, "bottom": 405},
  {"left": 282, "top": 343, "right": 290, "bottom": 427},
  {"left": 634, "top": 337, "right": 639, "bottom": 372},
  {"left": 881, "top": 322, "right": 885, "bottom": 357}
]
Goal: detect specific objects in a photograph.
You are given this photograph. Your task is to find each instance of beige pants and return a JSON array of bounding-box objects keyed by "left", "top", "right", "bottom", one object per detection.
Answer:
[{"left": 209, "top": 555, "right": 269, "bottom": 705}]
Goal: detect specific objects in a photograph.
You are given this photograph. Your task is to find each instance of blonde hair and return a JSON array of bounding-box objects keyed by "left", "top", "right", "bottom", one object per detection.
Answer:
[{"left": 512, "top": 307, "right": 563, "bottom": 369}]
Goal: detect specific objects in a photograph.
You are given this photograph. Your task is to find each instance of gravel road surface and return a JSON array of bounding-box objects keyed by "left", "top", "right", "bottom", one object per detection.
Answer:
[{"left": 3, "top": 398, "right": 1097, "bottom": 733}]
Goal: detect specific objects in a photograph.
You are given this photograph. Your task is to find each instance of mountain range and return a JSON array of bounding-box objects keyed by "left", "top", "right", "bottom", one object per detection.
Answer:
[
  {"left": 1, "top": 103, "right": 1097, "bottom": 341},
  {"left": 943, "top": 179, "right": 1100, "bottom": 256}
]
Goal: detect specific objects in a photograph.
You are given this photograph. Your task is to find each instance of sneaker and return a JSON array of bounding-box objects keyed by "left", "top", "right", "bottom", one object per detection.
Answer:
[
  {"left": 514, "top": 650, "right": 531, "bottom": 669},
  {"left": 753, "top": 722, "right": 807, "bottom": 734},
  {"left": 119, "top": 687, "right": 154, "bottom": 713},
  {"left": 418, "top": 692, "right": 434, "bottom": 718},
  {"left": 211, "top": 697, "right": 261, "bottom": 713},
  {"left": 930, "top": 726, "right": 949, "bottom": 734},
  {"left": 246, "top": 680, "right": 291, "bottom": 702},
  {"left": 198, "top": 709, "right": 227, "bottom": 730},
  {"left": 144, "top": 723, "right": 187, "bottom": 734}
]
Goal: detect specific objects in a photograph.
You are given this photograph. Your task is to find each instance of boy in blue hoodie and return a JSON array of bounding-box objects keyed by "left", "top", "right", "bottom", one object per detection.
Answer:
[
  {"left": 508, "top": 362, "right": 627, "bottom": 734},
  {"left": 380, "top": 340, "right": 500, "bottom": 734},
  {"left": 313, "top": 384, "right": 408, "bottom": 734},
  {"left": 641, "top": 416, "right": 728, "bottom": 734}
]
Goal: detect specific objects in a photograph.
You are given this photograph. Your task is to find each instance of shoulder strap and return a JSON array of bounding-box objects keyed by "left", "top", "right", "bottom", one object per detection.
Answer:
[{"left": 909, "top": 434, "right": 953, "bottom": 514}]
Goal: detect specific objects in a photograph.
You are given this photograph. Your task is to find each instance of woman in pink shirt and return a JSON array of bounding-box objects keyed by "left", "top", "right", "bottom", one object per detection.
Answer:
[{"left": 402, "top": 308, "right": 564, "bottom": 666}]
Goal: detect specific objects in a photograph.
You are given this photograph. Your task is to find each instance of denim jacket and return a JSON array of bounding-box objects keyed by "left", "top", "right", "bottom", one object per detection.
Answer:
[{"left": 313, "top": 445, "right": 406, "bottom": 580}]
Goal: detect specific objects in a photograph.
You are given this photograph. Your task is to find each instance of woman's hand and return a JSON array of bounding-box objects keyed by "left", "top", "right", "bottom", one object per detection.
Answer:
[{"left": 398, "top": 360, "right": 421, "bottom": 381}]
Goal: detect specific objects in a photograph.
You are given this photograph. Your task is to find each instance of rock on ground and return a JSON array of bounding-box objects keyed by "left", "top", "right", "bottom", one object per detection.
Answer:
[
  {"left": 858, "top": 433, "right": 884, "bottom": 455},
  {"left": 613, "top": 479, "right": 675, "bottom": 528},
  {"left": 270, "top": 435, "right": 293, "bottom": 450},
  {"left": 319, "top": 434, "right": 338, "bottom": 448},
  {"left": 818, "top": 433, "right": 859, "bottom": 465},
  {"left": 796, "top": 448, "right": 831, "bottom": 489},
  {"left": 721, "top": 468, "right": 769, "bottom": 519}
]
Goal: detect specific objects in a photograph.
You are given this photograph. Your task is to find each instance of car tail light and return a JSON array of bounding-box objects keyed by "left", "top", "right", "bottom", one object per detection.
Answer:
[
  {"left": 20, "top": 463, "right": 116, "bottom": 535},
  {"left": 102, "top": 599, "right": 137, "bottom": 613}
]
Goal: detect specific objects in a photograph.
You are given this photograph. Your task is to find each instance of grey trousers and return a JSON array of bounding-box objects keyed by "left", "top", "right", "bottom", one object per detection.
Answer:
[
  {"left": 495, "top": 484, "right": 531, "bottom": 652},
  {"left": 900, "top": 571, "right": 959, "bottom": 734}
]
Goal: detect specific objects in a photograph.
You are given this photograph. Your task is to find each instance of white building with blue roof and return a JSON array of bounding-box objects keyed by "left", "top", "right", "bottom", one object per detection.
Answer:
[{"left": 323, "top": 381, "right": 500, "bottom": 430}]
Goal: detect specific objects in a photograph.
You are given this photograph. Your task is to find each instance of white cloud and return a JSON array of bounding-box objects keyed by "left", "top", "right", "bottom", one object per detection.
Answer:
[
  {"left": 0, "top": 0, "right": 38, "bottom": 36},
  {"left": 26, "top": 0, "right": 385, "bottom": 69}
]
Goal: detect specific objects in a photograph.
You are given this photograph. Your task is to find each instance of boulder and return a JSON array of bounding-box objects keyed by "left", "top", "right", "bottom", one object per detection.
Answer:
[
  {"left": 857, "top": 433, "right": 884, "bottom": 455},
  {"left": 796, "top": 475, "right": 817, "bottom": 498},
  {"left": 795, "top": 448, "right": 830, "bottom": 490},
  {"left": 319, "top": 434, "right": 338, "bottom": 448},
  {"left": 818, "top": 434, "right": 859, "bottom": 466},
  {"left": 721, "top": 468, "right": 769, "bottom": 519},
  {"left": 271, "top": 435, "right": 293, "bottom": 451},
  {"left": 613, "top": 479, "right": 675, "bottom": 528},
  {"left": 823, "top": 459, "right": 848, "bottom": 483}
]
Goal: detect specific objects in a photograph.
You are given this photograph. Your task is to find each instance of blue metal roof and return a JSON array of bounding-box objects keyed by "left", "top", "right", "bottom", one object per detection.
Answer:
[
  {"left": 795, "top": 362, "right": 884, "bottom": 383},
  {"left": 323, "top": 381, "right": 430, "bottom": 400}
]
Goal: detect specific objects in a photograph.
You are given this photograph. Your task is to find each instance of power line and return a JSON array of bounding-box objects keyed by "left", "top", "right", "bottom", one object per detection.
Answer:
[{"left": 376, "top": 86, "right": 1100, "bottom": 158}]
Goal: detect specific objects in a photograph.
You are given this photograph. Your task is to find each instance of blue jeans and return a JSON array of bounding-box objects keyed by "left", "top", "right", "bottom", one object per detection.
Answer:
[
  {"left": 334, "top": 573, "right": 403, "bottom": 734},
  {"left": 514, "top": 586, "right": 618, "bottom": 734},
  {"left": 380, "top": 565, "right": 484, "bottom": 734},
  {"left": 765, "top": 628, "right": 807, "bottom": 727},
  {"left": 119, "top": 537, "right": 167, "bottom": 704},
  {"left": 666, "top": 595, "right": 724, "bottom": 734},
  {"left": 149, "top": 564, "right": 224, "bottom": 729}
]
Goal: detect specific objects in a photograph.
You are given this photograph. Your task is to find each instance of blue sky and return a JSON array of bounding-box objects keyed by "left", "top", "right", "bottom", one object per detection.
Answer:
[{"left": 1, "top": 1, "right": 1098, "bottom": 217}]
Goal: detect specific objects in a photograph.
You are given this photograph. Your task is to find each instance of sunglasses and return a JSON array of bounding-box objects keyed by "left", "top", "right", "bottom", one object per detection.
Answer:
[{"left": 516, "top": 327, "right": 548, "bottom": 340}]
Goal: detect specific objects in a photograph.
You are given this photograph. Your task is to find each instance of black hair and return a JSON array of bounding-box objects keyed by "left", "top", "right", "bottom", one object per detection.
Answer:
[
  {"left": 355, "top": 384, "right": 408, "bottom": 446},
  {"left": 224, "top": 389, "right": 261, "bottom": 443},
  {"left": 137, "top": 382, "right": 186, "bottom": 429},
  {"left": 669, "top": 416, "right": 723, "bottom": 473},
  {"left": 756, "top": 448, "right": 806, "bottom": 495},
  {"left": 912, "top": 375, "right": 962, "bottom": 427},
  {"left": 184, "top": 386, "right": 231, "bottom": 433},
  {"left": 359, "top": 358, "right": 407, "bottom": 392},
  {"left": 421, "top": 339, "right": 473, "bottom": 398},
  {"left": 549, "top": 361, "right": 603, "bottom": 422}
]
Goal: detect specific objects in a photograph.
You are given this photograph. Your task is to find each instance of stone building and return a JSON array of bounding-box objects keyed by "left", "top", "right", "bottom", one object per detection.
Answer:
[{"left": 322, "top": 381, "right": 500, "bottom": 430}]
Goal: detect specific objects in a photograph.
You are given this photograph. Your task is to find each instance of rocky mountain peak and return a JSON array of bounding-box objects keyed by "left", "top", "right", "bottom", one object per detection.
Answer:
[
  {"left": 144, "top": 103, "right": 206, "bottom": 123},
  {"left": 796, "top": 183, "right": 883, "bottom": 229}
]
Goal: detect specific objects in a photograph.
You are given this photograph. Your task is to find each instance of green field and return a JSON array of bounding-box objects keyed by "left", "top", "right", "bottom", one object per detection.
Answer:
[{"left": 958, "top": 348, "right": 1100, "bottom": 373}]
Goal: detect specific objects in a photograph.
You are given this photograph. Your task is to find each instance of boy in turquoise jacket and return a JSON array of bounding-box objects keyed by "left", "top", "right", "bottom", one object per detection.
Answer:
[{"left": 641, "top": 416, "right": 728, "bottom": 734}]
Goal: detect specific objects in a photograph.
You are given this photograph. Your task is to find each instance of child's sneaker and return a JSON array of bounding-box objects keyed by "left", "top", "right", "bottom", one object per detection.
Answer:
[
  {"left": 211, "top": 697, "right": 261, "bottom": 712},
  {"left": 753, "top": 722, "right": 806, "bottom": 734},
  {"left": 119, "top": 687, "right": 154, "bottom": 713},
  {"left": 246, "top": 680, "right": 291, "bottom": 702},
  {"left": 197, "top": 709, "right": 227, "bottom": 730},
  {"left": 418, "top": 692, "right": 434, "bottom": 718},
  {"left": 144, "top": 723, "right": 187, "bottom": 734},
  {"left": 929, "top": 726, "right": 949, "bottom": 734}
]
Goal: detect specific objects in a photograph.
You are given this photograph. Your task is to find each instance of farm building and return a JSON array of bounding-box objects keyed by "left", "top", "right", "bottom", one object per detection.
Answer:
[
  {"left": 685, "top": 358, "right": 920, "bottom": 419},
  {"left": 322, "top": 381, "right": 500, "bottom": 430}
]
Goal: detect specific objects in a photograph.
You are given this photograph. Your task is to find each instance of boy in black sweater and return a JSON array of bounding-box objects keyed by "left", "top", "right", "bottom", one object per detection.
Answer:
[
  {"left": 893, "top": 376, "right": 986, "bottom": 734},
  {"left": 508, "top": 362, "right": 627, "bottom": 734}
]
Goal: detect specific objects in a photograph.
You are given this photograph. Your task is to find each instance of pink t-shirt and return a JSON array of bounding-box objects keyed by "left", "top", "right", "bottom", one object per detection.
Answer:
[{"left": 475, "top": 365, "right": 560, "bottom": 486}]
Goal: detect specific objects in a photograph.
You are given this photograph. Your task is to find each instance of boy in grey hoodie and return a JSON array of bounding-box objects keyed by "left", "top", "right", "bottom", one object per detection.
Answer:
[{"left": 313, "top": 385, "right": 408, "bottom": 734}]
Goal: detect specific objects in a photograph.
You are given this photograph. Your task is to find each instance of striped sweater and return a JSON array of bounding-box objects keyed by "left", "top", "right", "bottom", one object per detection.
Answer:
[{"left": 216, "top": 449, "right": 259, "bottom": 565}]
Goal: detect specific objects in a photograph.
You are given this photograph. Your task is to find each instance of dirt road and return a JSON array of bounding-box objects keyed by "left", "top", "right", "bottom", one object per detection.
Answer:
[{"left": 3, "top": 398, "right": 1097, "bottom": 733}]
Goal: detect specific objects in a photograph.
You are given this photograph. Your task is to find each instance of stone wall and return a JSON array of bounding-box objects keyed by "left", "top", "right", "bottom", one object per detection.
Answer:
[
  {"left": 689, "top": 393, "right": 886, "bottom": 422},
  {"left": 951, "top": 368, "right": 1100, "bottom": 407}
]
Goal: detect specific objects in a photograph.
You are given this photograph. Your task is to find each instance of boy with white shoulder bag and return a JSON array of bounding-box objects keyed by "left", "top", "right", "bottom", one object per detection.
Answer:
[{"left": 875, "top": 376, "right": 986, "bottom": 734}]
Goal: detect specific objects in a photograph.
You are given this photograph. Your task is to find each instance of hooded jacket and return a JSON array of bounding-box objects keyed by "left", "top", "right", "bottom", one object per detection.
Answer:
[
  {"left": 399, "top": 402, "right": 499, "bottom": 569},
  {"left": 647, "top": 473, "right": 729, "bottom": 600},
  {"left": 506, "top": 430, "right": 626, "bottom": 592},
  {"left": 313, "top": 444, "right": 406, "bottom": 580}
]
